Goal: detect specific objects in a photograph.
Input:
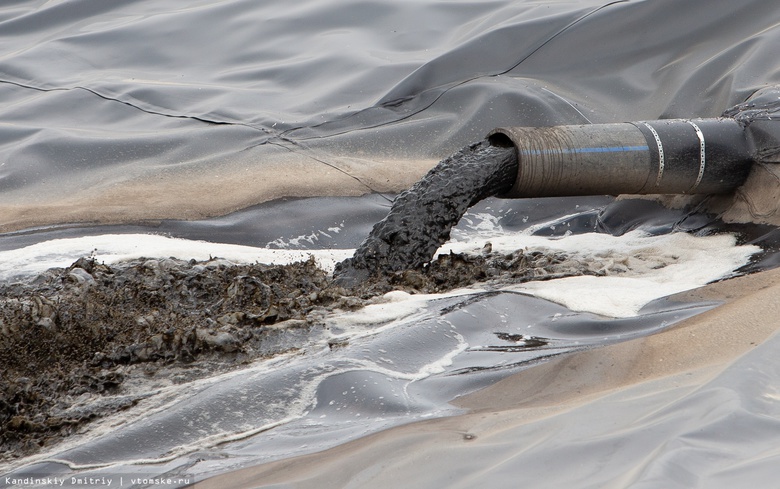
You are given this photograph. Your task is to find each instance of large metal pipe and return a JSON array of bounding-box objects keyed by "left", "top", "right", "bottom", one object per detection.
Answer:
[{"left": 487, "top": 118, "right": 754, "bottom": 198}]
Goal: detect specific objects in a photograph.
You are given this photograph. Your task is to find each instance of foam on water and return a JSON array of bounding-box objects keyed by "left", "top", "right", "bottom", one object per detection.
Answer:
[
  {"left": 0, "top": 233, "right": 352, "bottom": 282},
  {"left": 438, "top": 222, "right": 760, "bottom": 317},
  {"left": 0, "top": 213, "right": 760, "bottom": 319}
]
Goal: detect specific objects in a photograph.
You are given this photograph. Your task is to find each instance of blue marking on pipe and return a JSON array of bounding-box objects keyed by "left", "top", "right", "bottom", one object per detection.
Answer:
[{"left": 522, "top": 145, "right": 649, "bottom": 155}]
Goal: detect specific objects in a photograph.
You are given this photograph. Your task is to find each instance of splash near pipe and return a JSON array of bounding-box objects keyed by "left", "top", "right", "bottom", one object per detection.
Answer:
[{"left": 488, "top": 118, "right": 753, "bottom": 198}]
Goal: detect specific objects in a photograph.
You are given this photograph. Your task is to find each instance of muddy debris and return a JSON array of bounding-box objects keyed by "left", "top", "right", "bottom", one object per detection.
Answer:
[
  {"left": 0, "top": 255, "right": 332, "bottom": 460},
  {"left": 333, "top": 139, "right": 518, "bottom": 286},
  {"left": 1, "top": 247, "right": 597, "bottom": 462}
]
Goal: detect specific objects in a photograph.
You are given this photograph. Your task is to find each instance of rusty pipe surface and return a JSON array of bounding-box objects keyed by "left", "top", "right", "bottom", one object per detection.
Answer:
[{"left": 488, "top": 118, "right": 754, "bottom": 198}]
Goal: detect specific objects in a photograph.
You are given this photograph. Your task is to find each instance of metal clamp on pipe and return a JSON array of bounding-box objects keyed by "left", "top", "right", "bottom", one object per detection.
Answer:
[{"left": 488, "top": 118, "right": 753, "bottom": 198}]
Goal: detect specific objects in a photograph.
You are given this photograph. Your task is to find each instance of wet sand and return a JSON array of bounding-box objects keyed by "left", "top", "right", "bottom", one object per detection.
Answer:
[
  {"left": 0, "top": 151, "right": 436, "bottom": 234},
  {"left": 194, "top": 267, "right": 780, "bottom": 488}
]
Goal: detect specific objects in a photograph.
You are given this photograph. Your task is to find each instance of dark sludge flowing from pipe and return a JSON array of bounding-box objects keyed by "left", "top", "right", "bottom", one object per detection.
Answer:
[
  {"left": 332, "top": 139, "right": 518, "bottom": 287},
  {"left": 334, "top": 86, "right": 780, "bottom": 287}
]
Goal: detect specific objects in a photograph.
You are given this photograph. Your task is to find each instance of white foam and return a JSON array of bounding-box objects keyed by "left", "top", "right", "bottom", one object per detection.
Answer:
[
  {"left": 0, "top": 234, "right": 353, "bottom": 281},
  {"left": 0, "top": 223, "right": 760, "bottom": 319},
  {"left": 438, "top": 229, "right": 760, "bottom": 317},
  {"left": 266, "top": 221, "right": 346, "bottom": 248},
  {"left": 329, "top": 289, "right": 473, "bottom": 326}
]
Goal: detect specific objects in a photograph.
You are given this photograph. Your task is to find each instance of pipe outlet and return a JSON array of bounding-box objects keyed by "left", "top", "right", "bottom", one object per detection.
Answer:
[{"left": 488, "top": 118, "right": 753, "bottom": 198}]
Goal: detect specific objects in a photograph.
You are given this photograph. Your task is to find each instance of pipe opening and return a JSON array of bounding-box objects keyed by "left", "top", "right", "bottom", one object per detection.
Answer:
[{"left": 487, "top": 132, "right": 514, "bottom": 148}]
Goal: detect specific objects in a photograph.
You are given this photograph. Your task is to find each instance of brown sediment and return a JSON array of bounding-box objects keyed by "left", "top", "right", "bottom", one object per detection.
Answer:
[{"left": 0, "top": 246, "right": 583, "bottom": 462}]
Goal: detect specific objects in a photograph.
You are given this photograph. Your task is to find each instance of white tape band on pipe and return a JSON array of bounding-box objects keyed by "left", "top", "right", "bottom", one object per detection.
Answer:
[
  {"left": 686, "top": 120, "right": 706, "bottom": 192},
  {"left": 642, "top": 122, "right": 664, "bottom": 187}
]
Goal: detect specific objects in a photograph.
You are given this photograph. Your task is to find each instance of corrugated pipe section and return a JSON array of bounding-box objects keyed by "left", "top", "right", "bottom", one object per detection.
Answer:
[{"left": 488, "top": 118, "right": 753, "bottom": 198}]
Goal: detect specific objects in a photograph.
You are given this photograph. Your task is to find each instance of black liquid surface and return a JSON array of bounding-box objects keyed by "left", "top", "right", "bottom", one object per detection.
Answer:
[{"left": 334, "top": 140, "right": 518, "bottom": 285}]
